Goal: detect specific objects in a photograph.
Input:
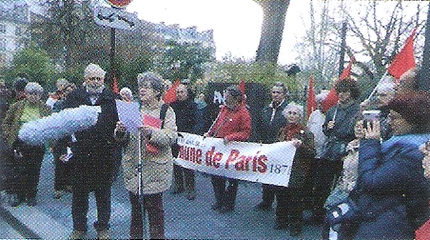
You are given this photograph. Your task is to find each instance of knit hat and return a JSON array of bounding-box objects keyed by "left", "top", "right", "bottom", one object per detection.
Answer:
[{"left": 387, "top": 92, "right": 430, "bottom": 125}]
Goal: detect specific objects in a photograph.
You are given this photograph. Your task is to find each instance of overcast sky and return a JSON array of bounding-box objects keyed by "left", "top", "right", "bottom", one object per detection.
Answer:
[{"left": 126, "top": 0, "right": 309, "bottom": 65}]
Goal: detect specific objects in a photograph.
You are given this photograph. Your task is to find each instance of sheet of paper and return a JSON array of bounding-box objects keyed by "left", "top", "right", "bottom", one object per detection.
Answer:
[{"left": 115, "top": 100, "right": 141, "bottom": 132}]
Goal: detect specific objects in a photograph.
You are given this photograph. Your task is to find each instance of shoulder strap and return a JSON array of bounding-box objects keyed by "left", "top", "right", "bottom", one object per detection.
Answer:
[{"left": 160, "top": 103, "right": 169, "bottom": 129}]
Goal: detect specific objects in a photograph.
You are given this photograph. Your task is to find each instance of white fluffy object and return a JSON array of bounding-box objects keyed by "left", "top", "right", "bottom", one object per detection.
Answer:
[{"left": 18, "top": 105, "right": 101, "bottom": 146}]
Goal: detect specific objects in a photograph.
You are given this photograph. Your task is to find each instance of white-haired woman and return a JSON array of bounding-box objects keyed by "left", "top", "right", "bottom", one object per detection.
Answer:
[
  {"left": 115, "top": 72, "right": 177, "bottom": 239},
  {"left": 2, "top": 82, "right": 51, "bottom": 207},
  {"left": 273, "top": 102, "right": 315, "bottom": 237},
  {"left": 119, "top": 87, "right": 133, "bottom": 103}
]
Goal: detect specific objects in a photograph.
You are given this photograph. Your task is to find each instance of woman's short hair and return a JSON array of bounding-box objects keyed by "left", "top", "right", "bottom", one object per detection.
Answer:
[
  {"left": 225, "top": 85, "right": 243, "bottom": 102},
  {"left": 335, "top": 78, "right": 360, "bottom": 100},
  {"left": 137, "top": 72, "right": 165, "bottom": 100},
  {"left": 272, "top": 81, "right": 289, "bottom": 96},
  {"left": 283, "top": 102, "right": 304, "bottom": 119},
  {"left": 24, "top": 82, "right": 44, "bottom": 95},
  {"left": 387, "top": 92, "right": 430, "bottom": 127}
]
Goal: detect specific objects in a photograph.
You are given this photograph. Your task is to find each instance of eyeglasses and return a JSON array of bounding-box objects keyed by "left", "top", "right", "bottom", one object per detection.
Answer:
[
  {"left": 87, "top": 77, "right": 103, "bottom": 81},
  {"left": 26, "top": 92, "right": 41, "bottom": 96}
]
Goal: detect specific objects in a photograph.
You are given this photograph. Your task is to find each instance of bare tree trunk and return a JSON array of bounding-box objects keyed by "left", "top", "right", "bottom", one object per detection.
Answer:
[
  {"left": 255, "top": 0, "right": 290, "bottom": 63},
  {"left": 418, "top": 4, "right": 430, "bottom": 91}
]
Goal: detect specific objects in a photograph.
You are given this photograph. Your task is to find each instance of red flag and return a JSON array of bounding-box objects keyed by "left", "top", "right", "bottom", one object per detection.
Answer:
[
  {"left": 306, "top": 76, "right": 316, "bottom": 118},
  {"left": 387, "top": 29, "right": 416, "bottom": 82},
  {"left": 415, "top": 218, "right": 430, "bottom": 240},
  {"left": 111, "top": 75, "right": 119, "bottom": 94},
  {"left": 238, "top": 79, "right": 246, "bottom": 95},
  {"left": 321, "top": 56, "right": 354, "bottom": 112},
  {"left": 238, "top": 79, "right": 247, "bottom": 105},
  {"left": 162, "top": 80, "right": 180, "bottom": 104}
]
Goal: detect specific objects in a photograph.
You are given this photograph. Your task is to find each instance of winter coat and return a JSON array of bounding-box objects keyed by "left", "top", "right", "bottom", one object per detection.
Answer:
[
  {"left": 350, "top": 134, "right": 430, "bottom": 239},
  {"left": 120, "top": 101, "right": 177, "bottom": 195},
  {"left": 323, "top": 102, "right": 359, "bottom": 144},
  {"left": 62, "top": 87, "right": 119, "bottom": 190},
  {"left": 2, "top": 99, "right": 51, "bottom": 147},
  {"left": 257, "top": 100, "right": 288, "bottom": 144},
  {"left": 278, "top": 123, "right": 315, "bottom": 188},
  {"left": 324, "top": 139, "right": 359, "bottom": 208},
  {"left": 207, "top": 104, "right": 251, "bottom": 141},
  {"left": 306, "top": 109, "right": 327, "bottom": 158},
  {"left": 170, "top": 98, "right": 197, "bottom": 133},
  {"left": 193, "top": 100, "right": 211, "bottom": 135}
]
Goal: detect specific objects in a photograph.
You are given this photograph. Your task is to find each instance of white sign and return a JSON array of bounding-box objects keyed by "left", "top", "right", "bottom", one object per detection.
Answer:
[
  {"left": 94, "top": 6, "right": 139, "bottom": 30},
  {"left": 175, "top": 133, "right": 297, "bottom": 187}
]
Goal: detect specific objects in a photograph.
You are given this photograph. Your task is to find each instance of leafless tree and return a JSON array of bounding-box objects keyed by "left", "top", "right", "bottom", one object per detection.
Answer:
[{"left": 255, "top": 0, "right": 290, "bottom": 64}]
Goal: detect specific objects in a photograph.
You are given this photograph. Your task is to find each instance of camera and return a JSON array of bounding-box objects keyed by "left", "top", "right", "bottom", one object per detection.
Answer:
[{"left": 362, "top": 110, "right": 380, "bottom": 128}]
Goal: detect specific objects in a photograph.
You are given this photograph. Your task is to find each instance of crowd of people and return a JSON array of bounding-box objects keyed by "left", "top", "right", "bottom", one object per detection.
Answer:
[{"left": 0, "top": 63, "right": 429, "bottom": 239}]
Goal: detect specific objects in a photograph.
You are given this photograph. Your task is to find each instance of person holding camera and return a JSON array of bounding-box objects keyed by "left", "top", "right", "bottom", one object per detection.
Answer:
[
  {"left": 339, "top": 92, "right": 430, "bottom": 239},
  {"left": 313, "top": 78, "right": 361, "bottom": 223}
]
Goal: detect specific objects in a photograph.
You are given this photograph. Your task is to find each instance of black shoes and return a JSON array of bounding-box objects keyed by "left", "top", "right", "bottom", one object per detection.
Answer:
[
  {"left": 9, "top": 194, "right": 23, "bottom": 207},
  {"left": 254, "top": 201, "right": 272, "bottom": 211},
  {"left": 219, "top": 206, "right": 234, "bottom": 214},
  {"left": 27, "top": 197, "right": 37, "bottom": 206},
  {"left": 289, "top": 224, "right": 302, "bottom": 237},
  {"left": 274, "top": 222, "right": 288, "bottom": 230},
  {"left": 211, "top": 203, "right": 234, "bottom": 213},
  {"left": 211, "top": 202, "right": 222, "bottom": 211}
]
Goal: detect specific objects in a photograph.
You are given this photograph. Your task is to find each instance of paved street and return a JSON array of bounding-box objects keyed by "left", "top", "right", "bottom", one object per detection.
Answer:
[{"left": 1, "top": 152, "right": 323, "bottom": 239}]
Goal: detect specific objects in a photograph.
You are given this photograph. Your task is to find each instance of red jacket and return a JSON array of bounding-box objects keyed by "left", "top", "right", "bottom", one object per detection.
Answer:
[{"left": 208, "top": 105, "right": 251, "bottom": 142}]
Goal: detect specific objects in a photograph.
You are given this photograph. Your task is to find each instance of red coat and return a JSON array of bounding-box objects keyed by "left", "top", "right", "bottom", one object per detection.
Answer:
[{"left": 208, "top": 105, "right": 251, "bottom": 142}]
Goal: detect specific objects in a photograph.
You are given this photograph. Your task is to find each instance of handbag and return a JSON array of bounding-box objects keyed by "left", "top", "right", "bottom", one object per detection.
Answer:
[{"left": 323, "top": 138, "right": 347, "bottom": 162}]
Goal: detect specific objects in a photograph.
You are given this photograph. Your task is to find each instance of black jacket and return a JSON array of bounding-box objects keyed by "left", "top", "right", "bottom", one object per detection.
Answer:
[
  {"left": 63, "top": 87, "right": 119, "bottom": 189},
  {"left": 257, "top": 100, "right": 288, "bottom": 144}
]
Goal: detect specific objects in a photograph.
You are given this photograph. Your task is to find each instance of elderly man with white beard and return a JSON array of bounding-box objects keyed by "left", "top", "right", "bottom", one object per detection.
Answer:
[{"left": 63, "top": 63, "right": 119, "bottom": 240}]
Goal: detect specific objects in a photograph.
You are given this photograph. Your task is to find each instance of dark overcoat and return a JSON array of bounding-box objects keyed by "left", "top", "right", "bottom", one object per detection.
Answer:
[{"left": 63, "top": 87, "right": 118, "bottom": 190}]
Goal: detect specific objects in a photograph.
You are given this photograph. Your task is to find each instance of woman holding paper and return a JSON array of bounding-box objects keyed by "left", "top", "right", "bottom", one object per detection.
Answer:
[{"left": 115, "top": 72, "right": 177, "bottom": 239}]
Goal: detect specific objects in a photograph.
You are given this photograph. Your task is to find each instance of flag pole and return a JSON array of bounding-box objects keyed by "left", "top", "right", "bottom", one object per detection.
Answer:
[{"left": 366, "top": 70, "right": 388, "bottom": 101}]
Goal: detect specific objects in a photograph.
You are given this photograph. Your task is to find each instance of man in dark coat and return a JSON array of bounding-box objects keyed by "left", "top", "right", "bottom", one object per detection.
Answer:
[
  {"left": 254, "top": 82, "right": 289, "bottom": 211},
  {"left": 170, "top": 83, "right": 198, "bottom": 200},
  {"left": 63, "top": 63, "right": 119, "bottom": 240}
]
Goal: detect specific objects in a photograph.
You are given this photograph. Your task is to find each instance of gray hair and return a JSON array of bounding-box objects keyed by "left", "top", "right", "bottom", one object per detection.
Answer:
[
  {"left": 24, "top": 82, "right": 44, "bottom": 95},
  {"left": 283, "top": 102, "right": 304, "bottom": 118},
  {"left": 137, "top": 72, "right": 165, "bottom": 100},
  {"left": 119, "top": 87, "right": 133, "bottom": 100},
  {"left": 84, "top": 63, "right": 106, "bottom": 79}
]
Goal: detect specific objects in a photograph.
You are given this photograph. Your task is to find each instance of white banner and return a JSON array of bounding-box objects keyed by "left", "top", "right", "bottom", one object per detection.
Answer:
[{"left": 175, "top": 133, "right": 297, "bottom": 187}]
